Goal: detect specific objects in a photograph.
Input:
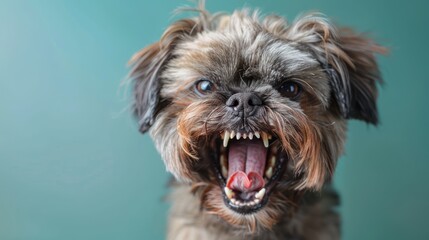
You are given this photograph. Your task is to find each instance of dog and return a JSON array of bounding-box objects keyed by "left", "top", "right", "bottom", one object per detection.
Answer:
[{"left": 127, "top": 4, "right": 385, "bottom": 240}]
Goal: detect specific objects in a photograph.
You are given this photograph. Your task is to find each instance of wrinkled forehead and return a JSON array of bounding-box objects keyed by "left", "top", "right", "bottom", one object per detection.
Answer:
[{"left": 162, "top": 30, "right": 321, "bottom": 93}]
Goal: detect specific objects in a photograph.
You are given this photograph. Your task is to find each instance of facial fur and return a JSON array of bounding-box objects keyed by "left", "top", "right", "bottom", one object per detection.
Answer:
[{"left": 128, "top": 7, "right": 385, "bottom": 236}]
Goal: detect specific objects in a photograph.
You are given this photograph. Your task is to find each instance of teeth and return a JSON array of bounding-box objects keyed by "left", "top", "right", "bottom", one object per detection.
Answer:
[
  {"left": 268, "top": 156, "right": 276, "bottom": 168},
  {"left": 254, "top": 131, "right": 260, "bottom": 139},
  {"left": 224, "top": 187, "right": 234, "bottom": 199},
  {"left": 264, "top": 155, "right": 276, "bottom": 179},
  {"left": 230, "top": 130, "right": 235, "bottom": 139},
  {"left": 220, "top": 154, "right": 227, "bottom": 166},
  {"left": 223, "top": 131, "right": 230, "bottom": 147},
  {"left": 222, "top": 166, "right": 228, "bottom": 179},
  {"left": 261, "top": 132, "right": 269, "bottom": 148},
  {"left": 220, "top": 154, "right": 228, "bottom": 178},
  {"left": 223, "top": 130, "right": 270, "bottom": 149},
  {"left": 229, "top": 193, "right": 264, "bottom": 207},
  {"left": 265, "top": 166, "right": 273, "bottom": 179},
  {"left": 255, "top": 188, "right": 266, "bottom": 199}
]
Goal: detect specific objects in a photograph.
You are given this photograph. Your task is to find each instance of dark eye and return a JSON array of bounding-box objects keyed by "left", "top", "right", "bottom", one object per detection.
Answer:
[
  {"left": 278, "top": 81, "right": 302, "bottom": 99},
  {"left": 195, "top": 79, "right": 216, "bottom": 96}
]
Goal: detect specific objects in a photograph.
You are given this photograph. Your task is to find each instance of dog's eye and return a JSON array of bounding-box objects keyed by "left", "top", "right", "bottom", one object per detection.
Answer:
[
  {"left": 278, "top": 81, "right": 302, "bottom": 99},
  {"left": 195, "top": 79, "right": 216, "bottom": 95}
]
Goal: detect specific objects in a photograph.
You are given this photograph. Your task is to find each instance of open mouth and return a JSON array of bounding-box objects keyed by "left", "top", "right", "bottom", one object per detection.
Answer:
[{"left": 210, "top": 130, "right": 289, "bottom": 214}]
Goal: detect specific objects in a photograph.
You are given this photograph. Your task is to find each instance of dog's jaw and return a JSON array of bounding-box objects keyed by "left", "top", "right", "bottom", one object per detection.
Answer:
[
  {"left": 212, "top": 130, "right": 289, "bottom": 214},
  {"left": 167, "top": 181, "right": 340, "bottom": 240}
]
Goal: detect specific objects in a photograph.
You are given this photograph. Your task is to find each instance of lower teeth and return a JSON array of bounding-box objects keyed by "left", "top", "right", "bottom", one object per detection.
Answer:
[
  {"left": 231, "top": 198, "right": 259, "bottom": 207},
  {"left": 225, "top": 187, "right": 265, "bottom": 207}
]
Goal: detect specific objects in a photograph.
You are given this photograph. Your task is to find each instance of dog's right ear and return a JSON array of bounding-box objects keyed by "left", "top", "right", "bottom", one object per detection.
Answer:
[
  {"left": 128, "top": 19, "right": 202, "bottom": 133},
  {"left": 283, "top": 14, "right": 386, "bottom": 125}
]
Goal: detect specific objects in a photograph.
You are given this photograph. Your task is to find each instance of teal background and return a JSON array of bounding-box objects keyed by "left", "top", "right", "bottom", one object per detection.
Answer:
[{"left": 0, "top": 0, "right": 428, "bottom": 239}]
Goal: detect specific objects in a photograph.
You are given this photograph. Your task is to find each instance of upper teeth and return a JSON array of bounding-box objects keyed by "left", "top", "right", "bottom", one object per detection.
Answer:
[
  {"left": 261, "top": 132, "right": 269, "bottom": 148},
  {"left": 221, "top": 130, "right": 271, "bottom": 148},
  {"left": 223, "top": 131, "right": 230, "bottom": 147},
  {"left": 230, "top": 131, "right": 236, "bottom": 139}
]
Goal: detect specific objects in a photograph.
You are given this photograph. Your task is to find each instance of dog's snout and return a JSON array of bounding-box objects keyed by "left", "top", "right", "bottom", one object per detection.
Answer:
[{"left": 226, "top": 93, "right": 262, "bottom": 117}]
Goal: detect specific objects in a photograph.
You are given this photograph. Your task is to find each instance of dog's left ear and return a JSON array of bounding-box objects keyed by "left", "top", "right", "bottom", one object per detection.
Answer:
[
  {"left": 328, "top": 31, "right": 387, "bottom": 125},
  {"left": 128, "top": 19, "right": 202, "bottom": 133},
  {"left": 285, "top": 15, "right": 387, "bottom": 125}
]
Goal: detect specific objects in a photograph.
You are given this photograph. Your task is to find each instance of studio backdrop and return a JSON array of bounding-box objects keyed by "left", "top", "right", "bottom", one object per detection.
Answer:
[{"left": 1, "top": 0, "right": 428, "bottom": 239}]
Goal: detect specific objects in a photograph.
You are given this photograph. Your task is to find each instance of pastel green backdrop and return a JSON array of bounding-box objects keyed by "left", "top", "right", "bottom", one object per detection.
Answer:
[{"left": 1, "top": 0, "right": 428, "bottom": 239}]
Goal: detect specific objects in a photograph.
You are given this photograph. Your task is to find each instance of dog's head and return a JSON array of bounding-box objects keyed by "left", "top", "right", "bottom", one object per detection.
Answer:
[{"left": 128, "top": 9, "right": 385, "bottom": 231}]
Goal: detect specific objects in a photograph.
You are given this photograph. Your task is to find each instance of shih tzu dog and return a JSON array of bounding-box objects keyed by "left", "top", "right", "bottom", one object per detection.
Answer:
[{"left": 127, "top": 4, "right": 385, "bottom": 240}]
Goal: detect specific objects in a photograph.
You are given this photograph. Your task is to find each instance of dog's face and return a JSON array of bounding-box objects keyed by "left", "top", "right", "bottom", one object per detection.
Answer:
[{"left": 129, "top": 10, "right": 384, "bottom": 231}]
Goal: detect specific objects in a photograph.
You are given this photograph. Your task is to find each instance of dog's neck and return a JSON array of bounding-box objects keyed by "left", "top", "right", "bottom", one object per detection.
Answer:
[{"left": 166, "top": 182, "right": 340, "bottom": 240}]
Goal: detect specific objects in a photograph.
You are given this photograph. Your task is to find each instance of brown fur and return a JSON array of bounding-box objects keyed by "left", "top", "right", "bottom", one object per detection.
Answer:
[{"left": 127, "top": 5, "right": 385, "bottom": 240}]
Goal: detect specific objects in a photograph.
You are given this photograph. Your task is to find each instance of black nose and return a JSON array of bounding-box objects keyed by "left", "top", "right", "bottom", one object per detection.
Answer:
[{"left": 226, "top": 92, "right": 262, "bottom": 117}]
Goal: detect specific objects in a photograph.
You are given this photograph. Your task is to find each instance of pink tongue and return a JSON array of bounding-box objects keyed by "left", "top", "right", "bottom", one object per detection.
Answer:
[{"left": 226, "top": 139, "right": 267, "bottom": 193}]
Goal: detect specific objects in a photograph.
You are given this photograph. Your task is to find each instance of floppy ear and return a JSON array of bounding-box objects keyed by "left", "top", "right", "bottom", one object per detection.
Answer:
[
  {"left": 285, "top": 15, "right": 387, "bottom": 125},
  {"left": 128, "top": 19, "right": 202, "bottom": 133},
  {"left": 330, "top": 31, "right": 386, "bottom": 124}
]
